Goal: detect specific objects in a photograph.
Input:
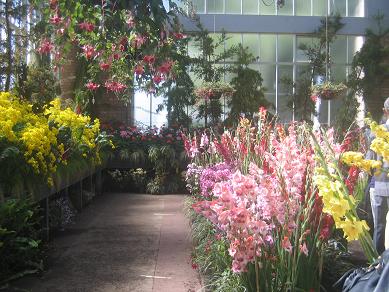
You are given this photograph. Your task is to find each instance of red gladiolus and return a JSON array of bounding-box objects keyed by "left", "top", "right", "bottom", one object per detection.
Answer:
[
  {"left": 134, "top": 65, "right": 144, "bottom": 76},
  {"left": 82, "top": 44, "right": 96, "bottom": 59},
  {"left": 86, "top": 82, "right": 100, "bottom": 91},
  {"left": 78, "top": 22, "right": 95, "bottom": 32},
  {"left": 319, "top": 214, "right": 334, "bottom": 240},
  {"left": 143, "top": 55, "right": 156, "bottom": 64},
  {"left": 345, "top": 165, "right": 360, "bottom": 195},
  {"left": 259, "top": 106, "right": 267, "bottom": 122},
  {"left": 37, "top": 39, "right": 54, "bottom": 54}
]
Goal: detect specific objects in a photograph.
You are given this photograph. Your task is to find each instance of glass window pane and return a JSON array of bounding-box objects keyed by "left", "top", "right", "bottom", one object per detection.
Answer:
[
  {"left": 312, "top": 0, "right": 327, "bottom": 16},
  {"left": 278, "top": 0, "right": 293, "bottom": 15},
  {"left": 225, "top": 0, "right": 241, "bottom": 14},
  {"left": 211, "top": 33, "right": 224, "bottom": 56},
  {"left": 278, "top": 95, "right": 292, "bottom": 122},
  {"left": 188, "top": 39, "right": 201, "bottom": 58},
  {"left": 191, "top": 0, "right": 205, "bottom": 14},
  {"left": 260, "top": 34, "right": 276, "bottom": 62},
  {"left": 319, "top": 100, "right": 329, "bottom": 124},
  {"left": 207, "top": 0, "right": 223, "bottom": 13},
  {"left": 260, "top": 0, "right": 276, "bottom": 15},
  {"left": 260, "top": 64, "right": 276, "bottom": 93},
  {"left": 331, "top": 65, "right": 347, "bottom": 83},
  {"left": 242, "top": 33, "right": 260, "bottom": 59},
  {"left": 331, "top": 0, "right": 346, "bottom": 16},
  {"left": 347, "top": 36, "right": 364, "bottom": 63},
  {"left": 296, "top": 36, "right": 318, "bottom": 62},
  {"left": 296, "top": 0, "right": 311, "bottom": 16},
  {"left": 278, "top": 65, "right": 293, "bottom": 94},
  {"left": 331, "top": 36, "right": 347, "bottom": 64},
  {"left": 225, "top": 33, "right": 241, "bottom": 61},
  {"left": 265, "top": 94, "right": 276, "bottom": 113},
  {"left": 243, "top": 0, "right": 258, "bottom": 14},
  {"left": 278, "top": 35, "right": 293, "bottom": 62},
  {"left": 349, "top": 0, "right": 364, "bottom": 17}
]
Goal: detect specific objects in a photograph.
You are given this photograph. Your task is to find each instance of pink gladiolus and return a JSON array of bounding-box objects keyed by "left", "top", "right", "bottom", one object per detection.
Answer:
[{"left": 300, "top": 242, "right": 309, "bottom": 256}]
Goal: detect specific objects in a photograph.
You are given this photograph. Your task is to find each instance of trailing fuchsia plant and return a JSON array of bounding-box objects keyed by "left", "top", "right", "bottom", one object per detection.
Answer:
[{"left": 187, "top": 115, "right": 338, "bottom": 291}]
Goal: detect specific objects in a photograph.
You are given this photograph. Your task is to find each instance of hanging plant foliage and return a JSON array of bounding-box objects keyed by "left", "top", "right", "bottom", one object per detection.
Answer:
[
  {"left": 194, "top": 82, "right": 235, "bottom": 101},
  {"left": 311, "top": 81, "right": 347, "bottom": 101}
]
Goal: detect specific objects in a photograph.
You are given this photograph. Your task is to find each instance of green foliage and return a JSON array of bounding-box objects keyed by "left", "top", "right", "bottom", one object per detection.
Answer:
[
  {"left": 348, "top": 13, "right": 389, "bottom": 122},
  {"left": 228, "top": 44, "right": 271, "bottom": 124},
  {"left": 287, "top": 14, "right": 344, "bottom": 120},
  {"left": 14, "top": 65, "right": 60, "bottom": 112},
  {"left": 0, "top": 198, "right": 43, "bottom": 283}
]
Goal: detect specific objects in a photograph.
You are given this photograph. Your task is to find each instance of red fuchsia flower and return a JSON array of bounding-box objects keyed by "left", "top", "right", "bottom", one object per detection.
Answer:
[
  {"left": 143, "top": 55, "right": 156, "bottom": 64},
  {"left": 37, "top": 39, "right": 54, "bottom": 54},
  {"left": 86, "top": 82, "right": 100, "bottom": 91},
  {"left": 157, "top": 60, "right": 174, "bottom": 75},
  {"left": 132, "top": 34, "right": 147, "bottom": 49},
  {"left": 310, "top": 95, "right": 318, "bottom": 102},
  {"left": 99, "top": 62, "right": 111, "bottom": 71},
  {"left": 78, "top": 22, "right": 95, "bottom": 32},
  {"left": 172, "top": 32, "right": 187, "bottom": 39},
  {"left": 134, "top": 64, "right": 144, "bottom": 76},
  {"left": 152, "top": 74, "right": 163, "bottom": 85},
  {"left": 112, "top": 52, "right": 121, "bottom": 60},
  {"left": 104, "top": 80, "right": 127, "bottom": 93},
  {"left": 50, "top": 13, "right": 63, "bottom": 25},
  {"left": 82, "top": 44, "right": 96, "bottom": 60}
]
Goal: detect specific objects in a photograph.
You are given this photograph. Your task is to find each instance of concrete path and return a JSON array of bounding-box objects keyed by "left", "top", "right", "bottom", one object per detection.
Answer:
[{"left": 11, "top": 194, "right": 201, "bottom": 292}]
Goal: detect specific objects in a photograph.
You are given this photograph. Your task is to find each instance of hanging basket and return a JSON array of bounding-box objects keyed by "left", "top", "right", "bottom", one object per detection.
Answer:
[
  {"left": 194, "top": 82, "right": 235, "bottom": 101},
  {"left": 311, "top": 82, "right": 347, "bottom": 101}
]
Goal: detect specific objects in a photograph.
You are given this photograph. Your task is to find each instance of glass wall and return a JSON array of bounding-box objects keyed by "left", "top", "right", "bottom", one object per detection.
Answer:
[
  {"left": 187, "top": 32, "right": 364, "bottom": 124},
  {"left": 184, "top": 0, "right": 365, "bottom": 17}
]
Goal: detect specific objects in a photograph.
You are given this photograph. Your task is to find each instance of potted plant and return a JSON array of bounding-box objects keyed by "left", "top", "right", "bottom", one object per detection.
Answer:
[
  {"left": 311, "top": 81, "right": 347, "bottom": 101},
  {"left": 194, "top": 82, "right": 235, "bottom": 100}
]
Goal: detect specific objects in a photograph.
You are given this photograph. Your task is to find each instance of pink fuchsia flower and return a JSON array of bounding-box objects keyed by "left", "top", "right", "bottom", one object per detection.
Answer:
[
  {"left": 134, "top": 64, "right": 145, "bottom": 76},
  {"left": 78, "top": 22, "right": 95, "bottom": 32},
  {"left": 37, "top": 39, "right": 54, "bottom": 54},
  {"left": 143, "top": 55, "right": 156, "bottom": 64},
  {"left": 310, "top": 95, "right": 318, "bottom": 102},
  {"left": 172, "top": 32, "right": 187, "bottom": 39},
  {"left": 104, "top": 80, "right": 127, "bottom": 92},
  {"left": 50, "top": 13, "right": 63, "bottom": 25},
  {"left": 82, "top": 44, "right": 96, "bottom": 60},
  {"left": 99, "top": 62, "right": 111, "bottom": 71},
  {"left": 152, "top": 74, "right": 163, "bottom": 85},
  {"left": 157, "top": 60, "right": 174, "bottom": 75},
  {"left": 86, "top": 82, "right": 100, "bottom": 91},
  {"left": 132, "top": 34, "right": 147, "bottom": 48}
]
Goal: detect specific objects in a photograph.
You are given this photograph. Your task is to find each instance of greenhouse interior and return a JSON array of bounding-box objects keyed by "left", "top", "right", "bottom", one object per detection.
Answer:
[{"left": 1, "top": 0, "right": 389, "bottom": 291}]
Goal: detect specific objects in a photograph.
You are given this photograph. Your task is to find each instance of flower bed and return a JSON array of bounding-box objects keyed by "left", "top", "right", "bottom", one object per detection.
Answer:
[
  {"left": 104, "top": 124, "right": 187, "bottom": 194},
  {"left": 0, "top": 92, "right": 112, "bottom": 200},
  {"left": 183, "top": 108, "right": 376, "bottom": 291}
]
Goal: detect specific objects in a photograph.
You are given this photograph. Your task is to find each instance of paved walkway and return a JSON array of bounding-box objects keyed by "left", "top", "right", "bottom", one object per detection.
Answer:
[{"left": 11, "top": 194, "right": 201, "bottom": 292}]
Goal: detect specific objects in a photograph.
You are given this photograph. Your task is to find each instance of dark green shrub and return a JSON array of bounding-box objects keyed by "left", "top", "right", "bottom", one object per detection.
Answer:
[{"left": 0, "top": 198, "right": 43, "bottom": 283}]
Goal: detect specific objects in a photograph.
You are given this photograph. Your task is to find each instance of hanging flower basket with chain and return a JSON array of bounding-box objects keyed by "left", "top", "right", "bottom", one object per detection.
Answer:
[
  {"left": 194, "top": 82, "right": 235, "bottom": 101},
  {"left": 311, "top": 81, "right": 347, "bottom": 101}
]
